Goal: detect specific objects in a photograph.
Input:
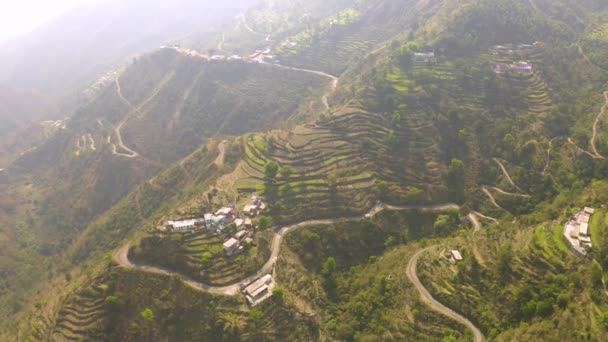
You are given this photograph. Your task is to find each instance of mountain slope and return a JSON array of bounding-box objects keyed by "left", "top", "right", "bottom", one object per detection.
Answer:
[{"left": 7, "top": 0, "right": 608, "bottom": 340}]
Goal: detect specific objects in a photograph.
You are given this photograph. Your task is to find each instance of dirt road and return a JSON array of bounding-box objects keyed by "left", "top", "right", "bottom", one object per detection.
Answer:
[
  {"left": 590, "top": 91, "right": 608, "bottom": 160},
  {"left": 493, "top": 158, "right": 519, "bottom": 190},
  {"left": 112, "top": 80, "right": 139, "bottom": 158},
  {"left": 114, "top": 202, "right": 458, "bottom": 295},
  {"left": 214, "top": 140, "right": 227, "bottom": 167},
  {"left": 406, "top": 247, "right": 485, "bottom": 342}
]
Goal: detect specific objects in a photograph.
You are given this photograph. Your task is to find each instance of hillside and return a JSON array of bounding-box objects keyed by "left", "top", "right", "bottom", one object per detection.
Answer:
[
  {"left": 6, "top": 0, "right": 608, "bottom": 340},
  {"left": 0, "top": 47, "right": 330, "bottom": 328}
]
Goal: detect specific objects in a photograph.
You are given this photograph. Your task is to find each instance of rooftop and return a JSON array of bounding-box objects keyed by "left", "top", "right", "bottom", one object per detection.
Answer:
[
  {"left": 244, "top": 274, "right": 273, "bottom": 296},
  {"left": 451, "top": 250, "right": 463, "bottom": 261},
  {"left": 223, "top": 238, "right": 239, "bottom": 249},
  {"left": 168, "top": 218, "right": 202, "bottom": 229}
]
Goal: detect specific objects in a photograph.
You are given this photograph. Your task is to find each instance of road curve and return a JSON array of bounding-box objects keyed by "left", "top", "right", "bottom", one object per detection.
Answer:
[
  {"left": 590, "top": 91, "right": 608, "bottom": 160},
  {"left": 407, "top": 247, "right": 485, "bottom": 342},
  {"left": 114, "top": 202, "right": 459, "bottom": 295},
  {"left": 214, "top": 140, "right": 227, "bottom": 167},
  {"left": 493, "top": 158, "right": 519, "bottom": 190},
  {"left": 112, "top": 80, "right": 140, "bottom": 158}
]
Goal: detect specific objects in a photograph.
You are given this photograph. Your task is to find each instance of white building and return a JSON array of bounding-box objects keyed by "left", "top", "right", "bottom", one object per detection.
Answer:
[
  {"left": 450, "top": 250, "right": 463, "bottom": 263},
  {"left": 564, "top": 207, "right": 595, "bottom": 255},
  {"left": 243, "top": 274, "right": 274, "bottom": 306},
  {"left": 223, "top": 238, "right": 240, "bottom": 256},
  {"left": 167, "top": 219, "right": 204, "bottom": 232},
  {"left": 235, "top": 230, "right": 249, "bottom": 241},
  {"left": 243, "top": 205, "right": 258, "bottom": 216}
]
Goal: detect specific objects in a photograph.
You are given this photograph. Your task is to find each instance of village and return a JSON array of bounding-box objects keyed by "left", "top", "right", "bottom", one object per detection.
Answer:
[
  {"left": 164, "top": 194, "right": 275, "bottom": 306},
  {"left": 490, "top": 42, "right": 541, "bottom": 75},
  {"left": 564, "top": 207, "right": 596, "bottom": 255}
]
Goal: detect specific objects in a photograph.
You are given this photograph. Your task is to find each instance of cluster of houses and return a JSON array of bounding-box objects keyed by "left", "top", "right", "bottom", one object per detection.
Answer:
[
  {"left": 165, "top": 196, "right": 267, "bottom": 257},
  {"left": 564, "top": 207, "right": 595, "bottom": 255},
  {"left": 242, "top": 274, "right": 275, "bottom": 306},
  {"left": 493, "top": 61, "right": 533, "bottom": 74}
]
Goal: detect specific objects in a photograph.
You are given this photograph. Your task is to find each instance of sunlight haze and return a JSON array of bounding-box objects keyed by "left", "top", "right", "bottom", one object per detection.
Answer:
[{"left": 0, "top": 0, "right": 109, "bottom": 42}]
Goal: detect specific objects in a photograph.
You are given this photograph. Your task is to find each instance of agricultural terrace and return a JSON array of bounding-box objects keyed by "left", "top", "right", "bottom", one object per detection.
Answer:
[
  {"left": 417, "top": 219, "right": 608, "bottom": 341},
  {"left": 129, "top": 229, "right": 273, "bottom": 286},
  {"left": 234, "top": 101, "right": 450, "bottom": 224},
  {"left": 275, "top": 1, "right": 415, "bottom": 75}
]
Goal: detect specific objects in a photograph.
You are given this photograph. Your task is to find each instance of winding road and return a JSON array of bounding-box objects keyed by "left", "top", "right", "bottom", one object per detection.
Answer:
[
  {"left": 214, "top": 140, "right": 227, "bottom": 167},
  {"left": 113, "top": 201, "right": 489, "bottom": 339},
  {"left": 406, "top": 247, "right": 485, "bottom": 342},
  {"left": 542, "top": 138, "right": 557, "bottom": 175},
  {"left": 481, "top": 186, "right": 508, "bottom": 212},
  {"left": 590, "top": 91, "right": 608, "bottom": 160},
  {"left": 493, "top": 158, "right": 520, "bottom": 191},
  {"left": 114, "top": 202, "right": 459, "bottom": 295},
  {"left": 112, "top": 80, "right": 140, "bottom": 158}
]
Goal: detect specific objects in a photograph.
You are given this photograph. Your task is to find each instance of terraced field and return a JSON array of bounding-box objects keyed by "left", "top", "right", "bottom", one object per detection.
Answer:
[
  {"left": 275, "top": 0, "right": 427, "bottom": 75},
  {"left": 418, "top": 216, "right": 603, "bottom": 340},
  {"left": 50, "top": 277, "right": 109, "bottom": 341},
  {"left": 234, "top": 102, "right": 448, "bottom": 223},
  {"left": 582, "top": 20, "right": 608, "bottom": 71},
  {"left": 130, "top": 229, "right": 271, "bottom": 286}
]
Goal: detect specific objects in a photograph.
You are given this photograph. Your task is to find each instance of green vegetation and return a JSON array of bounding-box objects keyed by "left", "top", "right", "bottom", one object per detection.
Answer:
[
  {"left": 130, "top": 229, "right": 272, "bottom": 286},
  {"left": 8, "top": 0, "right": 608, "bottom": 340}
]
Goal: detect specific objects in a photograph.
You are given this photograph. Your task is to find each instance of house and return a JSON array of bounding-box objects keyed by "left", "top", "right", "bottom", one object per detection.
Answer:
[
  {"left": 413, "top": 52, "right": 436, "bottom": 65},
  {"left": 580, "top": 236, "right": 592, "bottom": 248},
  {"left": 450, "top": 250, "right": 463, "bottom": 263},
  {"left": 578, "top": 213, "right": 590, "bottom": 224},
  {"left": 584, "top": 207, "right": 595, "bottom": 215},
  {"left": 564, "top": 207, "right": 596, "bottom": 255},
  {"left": 223, "top": 238, "right": 240, "bottom": 256},
  {"left": 493, "top": 61, "right": 533, "bottom": 74},
  {"left": 244, "top": 218, "right": 253, "bottom": 229},
  {"left": 513, "top": 61, "right": 532, "bottom": 73},
  {"left": 567, "top": 223, "right": 579, "bottom": 239},
  {"left": 252, "top": 195, "right": 263, "bottom": 206},
  {"left": 493, "top": 63, "right": 511, "bottom": 74},
  {"left": 235, "top": 230, "right": 249, "bottom": 241},
  {"left": 580, "top": 223, "right": 589, "bottom": 237},
  {"left": 216, "top": 207, "right": 234, "bottom": 216},
  {"left": 243, "top": 204, "right": 258, "bottom": 217},
  {"left": 205, "top": 214, "right": 228, "bottom": 231},
  {"left": 243, "top": 274, "right": 274, "bottom": 306},
  {"left": 166, "top": 218, "right": 204, "bottom": 232},
  {"left": 234, "top": 218, "right": 244, "bottom": 229}
]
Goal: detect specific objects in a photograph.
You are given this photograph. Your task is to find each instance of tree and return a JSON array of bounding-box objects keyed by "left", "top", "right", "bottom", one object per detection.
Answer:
[
  {"left": 104, "top": 295, "right": 124, "bottom": 311},
  {"left": 448, "top": 158, "right": 465, "bottom": 203},
  {"left": 321, "top": 257, "right": 337, "bottom": 276},
  {"left": 272, "top": 286, "right": 285, "bottom": 303},
  {"left": 433, "top": 212, "right": 459, "bottom": 236},
  {"left": 280, "top": 165, "right": 293, "bottom": 179},
  {"left": 140, "top": 307, "right": 155, "bottom": 322},
  {"left": 249, "top": 309, "right": 263, "bottom": 329},
  {"left": 258, "top": 216, "right": 273, "bottom": 231},
  {"left": 264, "top": 161, "right": 279, "bottom": 181},
  {"left": 217, "top": 313, "right": 243, "bottom": 336},
  {"left": 321, "top": 257, "right": 338, "bottom": 300},
  {"left": 200, "top": 252, "right": 213, "bottom": 268}
]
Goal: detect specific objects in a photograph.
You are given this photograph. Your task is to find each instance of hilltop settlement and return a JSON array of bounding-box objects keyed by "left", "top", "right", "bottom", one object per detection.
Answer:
[{"left": 163, "top": 195, "right": 275, "bottom": 304}]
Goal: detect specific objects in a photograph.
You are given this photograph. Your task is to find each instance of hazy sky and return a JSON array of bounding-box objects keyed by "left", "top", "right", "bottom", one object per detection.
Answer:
[{"left": 0, "top": 0, "right": 109, "bottom": 42}]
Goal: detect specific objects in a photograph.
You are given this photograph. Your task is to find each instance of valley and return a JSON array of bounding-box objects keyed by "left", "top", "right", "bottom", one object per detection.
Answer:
[{"left": 4, "top": 0, "right": 608, "bottom": 341}]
